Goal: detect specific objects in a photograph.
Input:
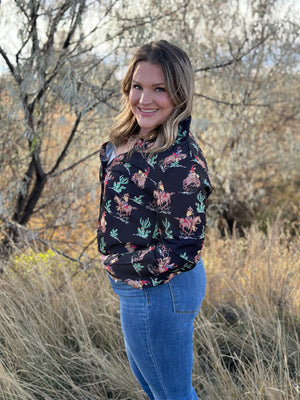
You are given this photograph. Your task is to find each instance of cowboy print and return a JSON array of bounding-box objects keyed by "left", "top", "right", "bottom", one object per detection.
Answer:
[{"left": 97, "top": 118, "right": 212, "bottom": 288}]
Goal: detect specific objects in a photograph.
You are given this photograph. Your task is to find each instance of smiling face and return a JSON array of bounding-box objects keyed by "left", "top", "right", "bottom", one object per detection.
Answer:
[{"left": 129, "top": 62, "right": 174, "bottom": 138}]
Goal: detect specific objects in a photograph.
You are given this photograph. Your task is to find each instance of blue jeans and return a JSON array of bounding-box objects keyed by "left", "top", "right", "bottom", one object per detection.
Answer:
[{"left": 108, "top": 259, "right": 206, "bottom": 400}]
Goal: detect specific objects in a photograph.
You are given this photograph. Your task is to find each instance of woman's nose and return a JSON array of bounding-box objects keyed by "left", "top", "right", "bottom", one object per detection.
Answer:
[{"left": 139, "top": 90, "right": 152, "bottom": 105}]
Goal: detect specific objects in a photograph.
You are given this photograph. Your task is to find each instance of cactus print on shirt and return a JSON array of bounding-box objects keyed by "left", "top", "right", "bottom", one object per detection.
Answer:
[{"left": 97, "top": 117, "right": 212, "bottom": 288}]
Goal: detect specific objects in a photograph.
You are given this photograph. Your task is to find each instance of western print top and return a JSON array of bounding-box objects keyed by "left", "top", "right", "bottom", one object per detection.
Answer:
[{"left": 97, "top": 117, "right": 212, "bottom": 288}]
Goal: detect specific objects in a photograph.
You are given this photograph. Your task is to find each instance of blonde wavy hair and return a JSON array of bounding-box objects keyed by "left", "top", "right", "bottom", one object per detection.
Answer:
[{"left": 109, "top": 40, "right": 194, "bottom": 153}]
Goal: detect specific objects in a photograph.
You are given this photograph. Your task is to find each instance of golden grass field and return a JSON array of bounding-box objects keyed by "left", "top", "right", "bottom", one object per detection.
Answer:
[{"left": 0, "top": 222, "right": 299, "bottom": 399}]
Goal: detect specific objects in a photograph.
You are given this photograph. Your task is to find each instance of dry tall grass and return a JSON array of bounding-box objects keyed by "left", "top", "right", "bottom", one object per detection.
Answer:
[{"left": 0, "top": 223, "right": 299, "bottom": 399}]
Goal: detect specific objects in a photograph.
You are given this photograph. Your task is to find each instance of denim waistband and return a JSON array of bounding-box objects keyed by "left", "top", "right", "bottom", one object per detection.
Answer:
[{"left": 107, "top": 259, "right": 205, "bottom": 298}]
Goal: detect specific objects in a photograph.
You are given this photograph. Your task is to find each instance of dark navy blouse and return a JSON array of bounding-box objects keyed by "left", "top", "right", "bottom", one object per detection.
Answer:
[{"left": 97, "top": 118, "right": 212, "bottom": 288}]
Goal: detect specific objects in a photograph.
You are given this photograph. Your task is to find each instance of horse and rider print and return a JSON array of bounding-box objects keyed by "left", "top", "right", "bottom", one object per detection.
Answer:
[{"left": 97, "top": 117, "right": 212, "bottom": 288}]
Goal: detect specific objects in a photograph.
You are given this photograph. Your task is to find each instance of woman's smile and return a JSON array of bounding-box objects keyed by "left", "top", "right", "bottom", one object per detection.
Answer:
[{"left": 138, "top": 108, "right": 159, "bottom": 114}]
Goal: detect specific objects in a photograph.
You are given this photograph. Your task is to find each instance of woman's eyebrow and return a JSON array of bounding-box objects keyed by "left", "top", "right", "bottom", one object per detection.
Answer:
[{"left": 132, "top": 79, "right": 165, "bottom": 87}]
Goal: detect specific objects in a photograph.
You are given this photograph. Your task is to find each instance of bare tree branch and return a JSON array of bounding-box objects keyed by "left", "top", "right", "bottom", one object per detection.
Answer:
[
  {"left": 195, "top": 36, "right": 271, "bottom": 73},
  {"left": 47, "top": 114, "right": 82, "bottom": 176},
  {"left": 194, "top": 92, "right": 274, "bottom": 108},
  {"left": 0, "top": 46, "right": 16, "bottom": 78},
  {"left": 50, "top": 149, "right": 100, "bottom": 177}
]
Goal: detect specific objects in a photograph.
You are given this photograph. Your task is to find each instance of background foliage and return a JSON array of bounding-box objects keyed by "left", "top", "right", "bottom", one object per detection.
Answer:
[
  {"left": 0, "top": 0, "right": 299, "bottom": 261},
  {"left": 0, "top": 1, "right": 299, "bottom": 398}
]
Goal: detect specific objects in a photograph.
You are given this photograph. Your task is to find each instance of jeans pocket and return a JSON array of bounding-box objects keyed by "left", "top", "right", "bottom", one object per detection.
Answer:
[{"left": 168, "top": 260, "right": 206, "bottom": 314}]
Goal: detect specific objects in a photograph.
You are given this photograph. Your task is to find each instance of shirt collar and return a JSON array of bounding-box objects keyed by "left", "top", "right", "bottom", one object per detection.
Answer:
[{"left": 100, "top": 116, "right": 192, "bottom": 161}]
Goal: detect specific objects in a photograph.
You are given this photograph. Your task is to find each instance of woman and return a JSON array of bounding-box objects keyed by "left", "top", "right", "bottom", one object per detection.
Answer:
[{"left": 97, "top": 40, "right": 212, "bottom": 400}]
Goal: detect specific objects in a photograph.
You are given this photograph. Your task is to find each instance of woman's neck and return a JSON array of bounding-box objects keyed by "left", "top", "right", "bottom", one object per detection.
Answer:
[{"left": 115, "top": 136, "right": 137, "bottom": 156}]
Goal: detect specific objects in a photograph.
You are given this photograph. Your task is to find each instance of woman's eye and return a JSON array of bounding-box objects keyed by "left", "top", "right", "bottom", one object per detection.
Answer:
[
  {"left": 133, "top": 84, "right": 142, "bottom": 90},
  {"left": 155, "top": 87, "right": 165, "bottom": 92}
]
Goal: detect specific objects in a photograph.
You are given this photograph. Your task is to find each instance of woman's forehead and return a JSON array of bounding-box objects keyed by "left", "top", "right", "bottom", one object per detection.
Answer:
[{"left": 132, "top": 62, "right": 165, "bottom": 85}]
